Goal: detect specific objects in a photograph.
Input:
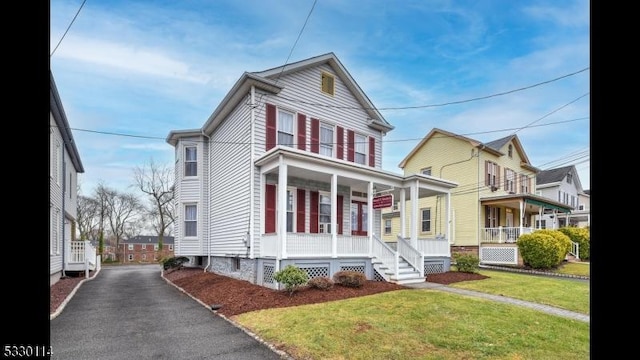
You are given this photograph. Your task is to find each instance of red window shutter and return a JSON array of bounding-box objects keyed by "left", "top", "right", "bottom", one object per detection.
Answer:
[
  {"left": 336, "top": 126, "right": 344, "bottom": 159},
  {"left": 368, "top": 136, "right": 375, "bottom": 167},
  {"left": 265, "top": 184, "right": 276, "bottom": 233},
  {"left": 310, "top": 191, "right": 319, "bottom": 233},
  {"left": 347, "top": 130, "right": 355, "bottom": 162},
  {"left": 297, "top": 114, "right": 306, "bottom": 150},
  {"left": 296, "top": 189, "right": 305, "bottom": 232},
  {"left": 310, "top": 118, "right": 320, "bottom": 153},
  {"left": 266, "top": 104, "right": 277, "bottom": 151},
  {"left": 337, "top": 195, "right": 343, "bottom": 234}
]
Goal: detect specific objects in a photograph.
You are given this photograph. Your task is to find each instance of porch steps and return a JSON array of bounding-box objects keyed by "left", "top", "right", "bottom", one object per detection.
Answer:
[{"left": 373, "top": 258, "right": 425, "bottom": 285}]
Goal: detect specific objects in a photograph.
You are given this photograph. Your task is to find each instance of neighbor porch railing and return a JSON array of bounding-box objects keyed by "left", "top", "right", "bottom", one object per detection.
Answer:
[{"left": 481, "top": 226, "right": 534, "bottom": 243}]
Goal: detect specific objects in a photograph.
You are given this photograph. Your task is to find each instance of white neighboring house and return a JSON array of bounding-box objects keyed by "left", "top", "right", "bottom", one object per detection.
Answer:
[
  {"left": 166, "top": 53, "right": 459, "bottom": 288},
  {"left": 50, "top": 71, "right": 94, "bottom": 286},
  {"left": 535, "top": 165, "right": 590, "bottom": 229}
]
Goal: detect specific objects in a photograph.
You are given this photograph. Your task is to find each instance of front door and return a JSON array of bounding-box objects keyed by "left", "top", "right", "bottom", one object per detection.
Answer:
[{"left": 351, "top": 201, "right": 368, "bottom": 236}]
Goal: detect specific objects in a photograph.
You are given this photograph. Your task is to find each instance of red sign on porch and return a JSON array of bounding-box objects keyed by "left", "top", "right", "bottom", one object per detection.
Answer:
[{"left": 372, "top": 194, "right": 393, "bottom": 209}]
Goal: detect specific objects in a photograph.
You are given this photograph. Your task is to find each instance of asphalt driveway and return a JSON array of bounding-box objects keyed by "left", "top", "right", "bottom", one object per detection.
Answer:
[{"left": 50, "top": 264, "right": 286, "bottom": 359}]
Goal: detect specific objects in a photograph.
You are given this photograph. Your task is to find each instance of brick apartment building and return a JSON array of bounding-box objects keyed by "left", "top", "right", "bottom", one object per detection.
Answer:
[{"left": 118, "top": 235, "right": 175, "bottom": 263}]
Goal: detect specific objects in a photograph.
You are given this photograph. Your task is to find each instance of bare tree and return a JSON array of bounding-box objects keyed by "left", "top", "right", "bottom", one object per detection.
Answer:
[
  {"left": 134, "top": 158, "right": 175, "bottom": 255},
  {"left": 104, "top": 189, "right": 144, "bottom": 261},
  {"left": 77, "top": 195, "right": 100, "bottom": 241}
]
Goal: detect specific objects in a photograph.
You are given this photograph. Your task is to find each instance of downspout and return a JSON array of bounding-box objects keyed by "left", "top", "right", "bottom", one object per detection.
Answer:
[
  {"left": 248, "top": 88, "right": 256, "bottom": 259},
  {"left": 61, "top": 146, "right": 67, "bottom": 277},
  {"left": 201, "top": 130, "right": 212, "bottom": 272}
]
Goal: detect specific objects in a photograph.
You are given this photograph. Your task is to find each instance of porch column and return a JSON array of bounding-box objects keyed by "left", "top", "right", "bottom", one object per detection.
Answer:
[
  {"left": 400, "top": 188, "right": 406, "bottom": 239},
  {"left": 368, "top": 181, "right": 374, "bottom": 255},
  {"left": 331, "top": 173, "right": 338, "bottom": 258},
  {"left": 278, "top": 156, "right": 288, "bottom": 259},
  {"left": 410, "top": 179, "right": 418, "bottom": 246},
  {"left": 519, "top": 201, "right": 524, "bottom": 234},
  {"left": 446, "top": 192, "right": 452, "bottom": 246}
]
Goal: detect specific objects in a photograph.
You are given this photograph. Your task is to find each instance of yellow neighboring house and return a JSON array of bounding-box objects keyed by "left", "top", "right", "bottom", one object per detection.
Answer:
[{"left": 385, "top": 128, "right": 572, "bottom": 261}]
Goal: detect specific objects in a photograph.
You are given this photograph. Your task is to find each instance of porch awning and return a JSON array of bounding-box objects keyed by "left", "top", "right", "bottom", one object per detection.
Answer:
[{"left": 525, "top": 198, "right": 572, "bottom": 213}]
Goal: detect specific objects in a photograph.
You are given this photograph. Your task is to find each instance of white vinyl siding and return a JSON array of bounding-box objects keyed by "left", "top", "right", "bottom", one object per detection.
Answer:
[
  {"left": 209, "top": 100, "right": 252, "bottom": 256},
  {"left": 255, "top": 64, "right": 383, "bottom": 162}
]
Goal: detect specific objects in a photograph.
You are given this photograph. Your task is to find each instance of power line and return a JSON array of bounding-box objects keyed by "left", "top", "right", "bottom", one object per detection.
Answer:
[
  {"left": 54, "top": 116, "right": 588, "bottom": 146},
  {"left": 275, "top": 0, "right": 318, "bottom": 85},
  {"left": 51, "top": 0, "right": 88, "bottom": 57},
  {"left": 276, "top": 67, "right": 590, "bottom": 111},
  {"left": 512, "top": 93, "right": 589, "bottom": 134}
]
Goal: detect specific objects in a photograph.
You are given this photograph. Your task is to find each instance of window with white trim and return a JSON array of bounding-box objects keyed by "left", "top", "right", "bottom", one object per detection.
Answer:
[
  {"left": 354, "top": 133, "right": 367, "bottom": 165},
  {"left": 566, "top": 173, "right": 573, "bottom": 184},
  {"left": 320, "top": 123, "right": 334, "bottom": 157},
  {"left": 319, "top": 192, "right": 331, "bottom": 233},
  {"left": 53, "top": 139, "right": 61, "bottom": 184},
  {"left": 508, "top": 144, "right": 513, "bottom": 158},
  {"left": 169, "top": 245, "right": 173, "bottom": 251},
  {"left": 520, "top": 175, "right": 530, "bottom": 194},
  {"left": 286, "top": 188, "right": 295, "bottom": 232},
  {"left": 277, "top": 109, "right": 294, "bottom": 147},
  {"left": 128, "top": 244, "right": 134, "bottom": 250},
  {"left": 184, "top": 146, "right": 197, "bottom": 177},
  {"left": 142, "top": 244, "right": 146, "bottom": 250},
  {"left": 421, "top": 208, "right": 431, "bottom": 232},
  {"left": 184, "top": 204, "right": 197, "bottom": 237},
  {"left": 142, "top": 254, "right": 147, "bottom": 260},
  {"left": 421, "top": 167, "right": 432, "bottom": 176},
  {"left": 128, "top": 254, "right": 134, "bottom": 261},
  {"left": 384, "top": 219, "right": 392, "bottom": 234},
  {"left": 51, "top": 208, "right": 60, "bottom": 255},
  {"left": 154, "top": 244, "right": 159, "bottom": 251}
]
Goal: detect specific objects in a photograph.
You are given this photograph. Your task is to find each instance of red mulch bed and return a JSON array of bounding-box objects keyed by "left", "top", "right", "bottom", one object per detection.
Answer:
[
  {"left": 50, "top": 268, "right": 489, "bottom": 317},
  {"left": 163, "top": 268, "right": 489, "bottom": 317}
]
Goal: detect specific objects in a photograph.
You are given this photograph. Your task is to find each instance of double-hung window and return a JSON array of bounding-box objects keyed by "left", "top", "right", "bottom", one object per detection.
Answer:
[
  {"left": 320, "top": 123, "right": 334, "bottom": 156},
  {"left": 184, "top": 146, "right": 197, "bottom": 177},
  {"left": 354, "top": 134, "right": 367, "bottom": 165},
  {"left": 184, "top": 204, "right": 197, "bottom": 237},
  {"left": 286, "top": 189, "right": 295, "bottom": 232},
  {"left": 277, "top": 110, "right": 294, "bottom": 147},
  {"left": 421, "top": 208, "right": 431, "bottom": 232},
  {"left": 319, "top": 192, "right": 331, "bottom": 233},
  {"left": 520, "top": 175, "right": 530, "bottom": 194},
  {"left": 506, "top": 169, "right": 516, "bottom": 193},
  {"left": 486, "top": 161, "right": 498, "bottom": 187}
]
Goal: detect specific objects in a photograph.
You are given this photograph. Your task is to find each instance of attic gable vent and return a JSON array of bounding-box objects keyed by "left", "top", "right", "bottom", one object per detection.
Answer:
[{"left": 321, "top": 72, "right": 334, "bottom": 96}]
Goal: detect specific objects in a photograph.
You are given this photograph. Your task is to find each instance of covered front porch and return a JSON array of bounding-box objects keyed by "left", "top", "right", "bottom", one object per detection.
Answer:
[
  {"left": 479, "top": 194, "right": 573, "bottom": 266},
  {"left": 254, "top": 146, "right": 458, "bottom": 284}
]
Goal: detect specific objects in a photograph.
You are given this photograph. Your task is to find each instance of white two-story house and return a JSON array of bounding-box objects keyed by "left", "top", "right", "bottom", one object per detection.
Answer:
[
  {"left": 535, "top": 165, "right": 589, "bottom": 228},
  {"left": 50, "top": 71, "right": 89, "bottom": 285},
  {"left": 166, "top": 53, "right": 459, "bottom": 288}
]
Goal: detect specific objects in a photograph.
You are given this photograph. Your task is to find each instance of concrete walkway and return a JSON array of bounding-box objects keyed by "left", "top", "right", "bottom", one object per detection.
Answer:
[{"left": 404, "top": 275, "right": 589, "bottom": 323}]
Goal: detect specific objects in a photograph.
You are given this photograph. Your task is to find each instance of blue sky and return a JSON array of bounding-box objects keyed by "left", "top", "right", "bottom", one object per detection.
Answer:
[{"left": 50, "top": 0, "right": 590, "bottom": 197}]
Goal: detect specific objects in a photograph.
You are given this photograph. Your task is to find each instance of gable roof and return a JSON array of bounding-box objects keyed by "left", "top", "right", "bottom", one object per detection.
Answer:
[
  {"left": 167, "top": 52, "right": 393, "bottom": 145},
  {"left": 252, "top": 52, "right": 393, "bottom": 133},
  {"left": 398, "top": 128, "right": 536, "bottom": 172},
  {"left": 50, "top": 71, "right": 84, "bottom": 173},
  {"left": 536, "top": 165, "right": 583, "bottom": 192}
]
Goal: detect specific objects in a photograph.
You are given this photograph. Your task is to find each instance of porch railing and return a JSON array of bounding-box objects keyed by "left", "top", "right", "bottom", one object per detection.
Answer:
[
  {"left": 481, "top": 227, "right": 534, "bottom": 243},
  {"left": 68, "top": 240, "right": 99, "bottom": 276},
  {"left": 416, "top": 235, "right": 450, "bottom": 257},
  {"left": 397, "top": 237, "right": 424, "bottom": 278},
  {"left": 260, "top": 233, "right": 369, "bottom": 258},
  {"left": 372, "top": 235, "right": 399, "bottom": 276}
]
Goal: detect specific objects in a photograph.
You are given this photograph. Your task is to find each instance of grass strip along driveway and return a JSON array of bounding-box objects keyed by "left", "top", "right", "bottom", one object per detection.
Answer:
[{"left": 233, "top": 269, "right": 589, "bottom": 360}]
